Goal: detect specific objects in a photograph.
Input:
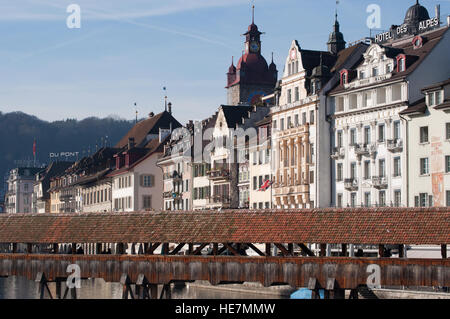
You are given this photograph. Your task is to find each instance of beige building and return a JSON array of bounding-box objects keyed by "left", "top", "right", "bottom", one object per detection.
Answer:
[{"left": 401, "top": 78, "right": 450, "bottom": 207}]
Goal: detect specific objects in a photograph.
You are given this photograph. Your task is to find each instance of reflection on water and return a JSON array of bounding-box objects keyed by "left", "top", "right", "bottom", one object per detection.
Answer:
[{"left": 0, "top": 277, "right": 287, "bottom": 299}]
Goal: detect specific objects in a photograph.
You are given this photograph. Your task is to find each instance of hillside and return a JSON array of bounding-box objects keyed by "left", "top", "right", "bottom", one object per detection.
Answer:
[{"left": 0, "top": 111, "right": 134, "bottom": 198}]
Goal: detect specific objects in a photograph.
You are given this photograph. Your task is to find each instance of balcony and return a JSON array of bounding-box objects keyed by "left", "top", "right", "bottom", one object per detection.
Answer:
[
  {"left": 354, "top": 144, "right": 369, "bottom": 156},
  {"left": 207, "top": 169, "right": 230, "bottom": 181},
  {"left": 164, "top": 171, "right": 183, "bottom": 181},
  {"left": 344, "top": 178, "right": 358, "bottom": 191},
  {"left": 372, "top": 176, "right": 388, "bottom": 189},
  {"left": 331, "top": 147, "right": 345, "bottom": 159},
  {"left": 387, "top": 139, "right": 403, "bottom": 152},
  {"left": 211, "top": 195, "right": 230, "bottom": 205},
  {"left": 60, "top": 194, "right": 74, "bottom": 202},
  {"left": 164, "top": 192, "right": 182, "bottom": 199}
]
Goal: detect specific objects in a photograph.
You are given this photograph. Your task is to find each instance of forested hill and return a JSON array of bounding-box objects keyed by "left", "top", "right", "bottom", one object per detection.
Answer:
[{"left": 0, "top": 111, "right": 134, "bottom": 197}]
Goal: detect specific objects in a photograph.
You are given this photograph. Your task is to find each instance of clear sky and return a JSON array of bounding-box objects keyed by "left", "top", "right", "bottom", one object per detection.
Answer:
[{"left": 0, "top": 0, "right": 449, "bottom": 125}]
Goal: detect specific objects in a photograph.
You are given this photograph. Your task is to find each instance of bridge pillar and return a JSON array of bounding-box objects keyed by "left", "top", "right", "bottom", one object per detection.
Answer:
[
  {"left": 160, "top": 284, "right": 172, "bottom": 299},
  {"left": 120, "top": 274, "right": 135, "bottom": 299},
  {"left": 135, "top": 274, "right": 150, "bottom": 299}
]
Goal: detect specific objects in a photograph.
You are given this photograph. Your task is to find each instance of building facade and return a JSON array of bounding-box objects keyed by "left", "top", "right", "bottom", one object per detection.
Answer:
[{"left": 5, "top": 168, "right": 41, "bottom": 214}]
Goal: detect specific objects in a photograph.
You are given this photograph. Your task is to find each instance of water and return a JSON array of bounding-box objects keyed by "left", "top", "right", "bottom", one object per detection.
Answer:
[{"left": 0, "top": 277, "right": 288, "bottom": 299}]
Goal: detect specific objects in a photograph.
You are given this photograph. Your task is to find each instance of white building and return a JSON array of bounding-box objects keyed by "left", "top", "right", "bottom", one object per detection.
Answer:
[
  {"left": 5, "top": 168, "right": 42, "bottom": 214},
  {"left": 328, "top": 19, "right": 449, "bottom": 208}
]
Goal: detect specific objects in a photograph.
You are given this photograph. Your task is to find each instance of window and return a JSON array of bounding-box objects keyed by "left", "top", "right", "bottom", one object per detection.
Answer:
[
  {"left": 280, "top": 118, "right": 285, "bottom": 130},
  {"left": 364, "top": 161, "right": 371, "bottom": 180},
  {"left": 379, "top": 191, "right": 386, "bottom": 207},
  {"left": 378, "top": 124, "right": 385, "bottom": 142},
  {"left": 350, "top": 162, "right": 357, "bottom": 179},
  {"left": 394, "top": 190, "right": 401, "bottom": 207},
  {"left": 447, "top": 191, "right": 450, "bottom": 207},
  {"left": 143, "top": 196, "right": 152, "bottom": 210},
  {"left": 287, "top": 117, "right": 292, "bottom": 129},
  {"left": 420, "top": 127, "right": 429, "bottom": 143},
  {"left": 394, "top": 157, "right": 401, "bottom": 177},
  {"left": 273, "top": 120, "right": 277, "bottom": 130},
  {"left": 377, "top": 87, "right": 386, "bottom": 104},
  {"left": 364, "top": 192, "right": 371, "bottom": 207},
  {"left": 420, "top": 158, "right": 429, "bottom": 175},
  {"left": 359, "top": 71, "right": 366, "bottom": 79},
  {"left": 336, "top": 97, "right": 344, "bottom": 112},
  {"left": 341, "top": 71, "right": 348, "bottom": 85},
  {"left": 349, "top": 94, "right": 357, "bottom": 110},
  {"left": 392, "top": 83, "right": 402, "bottom": 101},
  {"left": 310, "top": 110, "right": 315, "bottom": 124},
  {"left": 446, "top": 156, "right": 450, "bottom": 173},
  {"left": 379, "top": 159, "right": 386, "bottom": 177},
  {"left": 253, "top": 152, "right": 257, "bottom": 165},
  {"left": 337, "top": 163, "right": 343, "bottom": 181},
  {"left": 294, "top": 115, "right": 299, "bottom": 127},
  {"left": 364, "top": 127, "right": 371, "bottom": 144},
  {"left": 302, "top": 112, "right": 307, "bottom": 125},
  {"left": 372, "top": 67, "right": 378, "bottom": 77},
  {"left": 337, "top": 131, "right": 343, "bottom": 148},
  {"left": 295, "top": 87, "right": 299, "bottom": 101},
  {"left": 350, "top": 129, "right": 357, "bottom": 146},
  {"left": 362, "top": 92, "right": 369, "bottom": 107},
  {"left": 393, "top": 121, "right": 401, "bottom": 140},
  {"left": 386, "top": 64, "right": 393, "bottom": 73},
  {"left": 398, "top": 57, "right": 406, "bottom": 72},
  {"left": 287, "top": 89, "right": 292, "bottom": 104},
  {"left": 141, "top": 175, "right": 154, "bottom": 187},
  {"left": 350, "top": 193, "right": 357, "bottom": 208},
  {"left": 419, "top": 193, "right": 428, "bottom": 207},
  {"left": 428, "top": 91, "right": 443, "bottom": 106},
  {"left": 253, "top": 177, "right": 257, "bottom": 190},
  {"left": 447, "top": 123, "right": 450, "bottom": 140},
  {"left": 337, "top": 194, "right": 343, "bottom": 208}
]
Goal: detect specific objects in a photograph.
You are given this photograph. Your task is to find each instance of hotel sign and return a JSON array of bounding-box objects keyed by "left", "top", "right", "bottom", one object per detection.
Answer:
[{"left": 374, "top": 17, "right": 439, "bottom": 44}]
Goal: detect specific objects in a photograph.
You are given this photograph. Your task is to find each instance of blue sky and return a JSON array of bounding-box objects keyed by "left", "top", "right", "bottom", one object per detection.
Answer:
[{"left": 0, "top": 0, "right": 449, "bottom": 124}]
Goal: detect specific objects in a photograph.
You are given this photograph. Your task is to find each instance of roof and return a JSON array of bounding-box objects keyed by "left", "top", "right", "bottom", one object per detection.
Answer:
[
  {"left": 422, "top": 78, "right": 450, "bottom": 92},
  {"left": 115, "top": 111, "right": 181, "bottom": 149},
  {"left": 329, "top": 27, "right": 448, "bottom": 95},
  {"left": 220, "top": 105, "right": 253, "bottom": 128},
  {"left": 0, "top": 208, "right": 448, "bottom": 245},
  {"left": 399, "top": 98, "right": 427, "bottom": 115},
  {"left": 435, "top": 99, "right": 450, "bottom": 110}
]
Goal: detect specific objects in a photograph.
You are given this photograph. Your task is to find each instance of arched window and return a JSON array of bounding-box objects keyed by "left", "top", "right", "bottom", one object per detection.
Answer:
[{"left": 396, "top": 54, "right": 406, "bottom": 72}]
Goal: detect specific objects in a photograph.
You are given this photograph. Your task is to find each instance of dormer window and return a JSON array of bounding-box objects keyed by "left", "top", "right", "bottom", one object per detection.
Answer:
[
  {"left": 428, "top": 90, "right": 443, "bottom": 106},
  {"left": 360, "top": 71, "right": 366, "bottom": 79},
  {"left": 340, "top": 70, "right": 348, "bottom": 85},
  {"left": 397, "top": 54, "right": 406, "bottom": 72},
  {"left": 372, "top": 67, "right": 378, "bottom": 77},
  {"left": 386, "top": 64, "right": 393, "bottom": 73}
]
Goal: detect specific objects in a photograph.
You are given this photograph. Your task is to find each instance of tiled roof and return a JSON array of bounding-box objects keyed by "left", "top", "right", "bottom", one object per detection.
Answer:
[
  {"left": 115, "top": 111, "right": 181, "bottom": 149},
  {"left": 399, "top": 98, "right": 426, "bottom": 115},
  {"left": 0, "top": 208, "right": 448, "bottom": 245}
]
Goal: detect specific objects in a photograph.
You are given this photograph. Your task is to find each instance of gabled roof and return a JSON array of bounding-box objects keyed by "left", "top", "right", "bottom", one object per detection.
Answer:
[
  {"left": 115, "top": 111, "right": 181, "bottom": 149},
  {"left": 329, "top": 27, "right": 449, "bottom": 95},
  {"left": 220, "top": 105, "right": 253, "bottom": 128}
]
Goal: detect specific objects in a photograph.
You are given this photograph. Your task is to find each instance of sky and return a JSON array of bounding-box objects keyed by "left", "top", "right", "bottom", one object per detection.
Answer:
[{"left": 0, "top": 0, "right": 449, "bottom": 125}]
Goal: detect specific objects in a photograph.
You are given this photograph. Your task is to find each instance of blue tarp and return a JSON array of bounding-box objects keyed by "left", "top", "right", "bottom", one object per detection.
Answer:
[{"left": 290, "top": 288, "right": 325, "bottom": 299}]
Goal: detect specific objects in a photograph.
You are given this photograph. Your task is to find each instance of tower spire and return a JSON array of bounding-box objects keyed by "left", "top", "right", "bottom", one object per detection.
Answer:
[{"left": 252, "top": 4, "right": 255, "bottom": 24}]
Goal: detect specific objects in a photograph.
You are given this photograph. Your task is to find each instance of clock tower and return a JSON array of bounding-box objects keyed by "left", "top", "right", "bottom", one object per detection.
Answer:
[{"left": 226, "top": 6, "right": 277, "bottom": 106}]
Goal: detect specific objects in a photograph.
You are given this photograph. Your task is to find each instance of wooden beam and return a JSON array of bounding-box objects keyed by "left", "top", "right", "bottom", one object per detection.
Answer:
[
  {"left": 442, "top": 244, "right": 448, "bottom": 259},
  {"left": 223, "top": 243, "right": 240, "bottom": 256},
  {"left": 217, "top": 244, "right": 228, "bottom": 256},
  {"left": 342, "top": 244, "right": 347, "bottom": 257},
  {"left": 265, "top": 243, "right": 271, "bottom": 256},
  {"left": 399, "top": 244, "right": 405, "bottom": 258},
  {"left": 379, "top": 245, "right": 385, "bottom": 258},
  {"left": 169, "top": 243, "right": 186, "bottom": 255},
  {"left": 192, "top": 244, "right": 208, "bottom": 256},
  {"left": 274, "top": 244, "right": 291, "bottom": 256},
  {"left": 213, "top": 243, "right": 218, "bottom": 256},
  {"left": 247, "top": 243, "right": 266, "bottom": 256},
  {"left": 297, "top": 243, "right": 315, "bottom": 257},
  {"left": 148, "top": 243, "right": 161, "bottom": 255},
  {"left": 320, "top": 244, "right": 327, "bottom": 257}
]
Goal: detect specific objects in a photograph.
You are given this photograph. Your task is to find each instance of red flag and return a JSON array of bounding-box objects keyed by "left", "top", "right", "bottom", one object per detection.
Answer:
[
  {"left": 33, "top": 139, "right": 36, "bottom": 157},
  {"left": 258, "top": 180, "right": 273, "bottom": 192}
]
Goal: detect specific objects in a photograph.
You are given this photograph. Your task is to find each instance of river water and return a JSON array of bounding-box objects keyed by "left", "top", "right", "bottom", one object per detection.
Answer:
[{"left": 0, "top": 276, "right": 289, "bottom": 299}]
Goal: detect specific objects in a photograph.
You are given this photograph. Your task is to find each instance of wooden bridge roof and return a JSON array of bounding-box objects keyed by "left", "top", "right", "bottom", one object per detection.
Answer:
[{"left": 0, "top": 208, "right": 448, "bottom": 245}]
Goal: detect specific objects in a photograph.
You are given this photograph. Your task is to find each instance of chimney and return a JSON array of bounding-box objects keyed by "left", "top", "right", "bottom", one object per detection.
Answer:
[
  {"left": 435, "top": 5, "right": 440, "bottom": 22},
  {"left": 168, "top": 102, "right": 172, "bottom": 114},
  {"left": 128, "top": 137, "right": 135, "bottom": 150}
]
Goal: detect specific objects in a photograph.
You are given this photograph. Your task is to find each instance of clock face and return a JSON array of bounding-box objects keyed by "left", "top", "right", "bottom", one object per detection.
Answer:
[
  {"left": 290, "top": 49, "right": 297, "bottom": 61},
  {"left": 250, "top": 41, "right": 260, "bottom": 53}
]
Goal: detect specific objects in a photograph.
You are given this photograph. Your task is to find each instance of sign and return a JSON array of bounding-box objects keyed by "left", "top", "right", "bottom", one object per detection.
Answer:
[
  {"left": 374, "top": 17, "right": 440, "bottom": 44},
  {"left": 49, "top": 152, "right": 80, "bottom": 159}
]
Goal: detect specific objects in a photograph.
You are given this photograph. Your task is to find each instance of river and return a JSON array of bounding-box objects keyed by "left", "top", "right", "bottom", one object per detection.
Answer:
[{"left": 0, "top": 276, "right": 289, "bottom": 299}]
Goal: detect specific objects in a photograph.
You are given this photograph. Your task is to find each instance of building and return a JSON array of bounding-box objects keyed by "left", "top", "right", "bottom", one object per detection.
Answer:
[
  {"left": 270, "top": 14, "right": 347, "bottom": 209},
  {"left": 32, "top": 162, "right": 73, "bottom": 213},
  {"left": 400, "top": 78, "right": 450, "bottom": 207},
  {"left": 328, "top": 2, "right": 450, "bottom": 208},
  {"left": 249, "top": 115, "right": 273, "bottom": 209},
  {"left": 5, "top": 167, "right": 42, "bottom": 214},
  {"left": 110, "top": 110, "right": 182, "bottom": 212},
  {"left": 225, "top": 11, "right": 277, "bottom": 106}
]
